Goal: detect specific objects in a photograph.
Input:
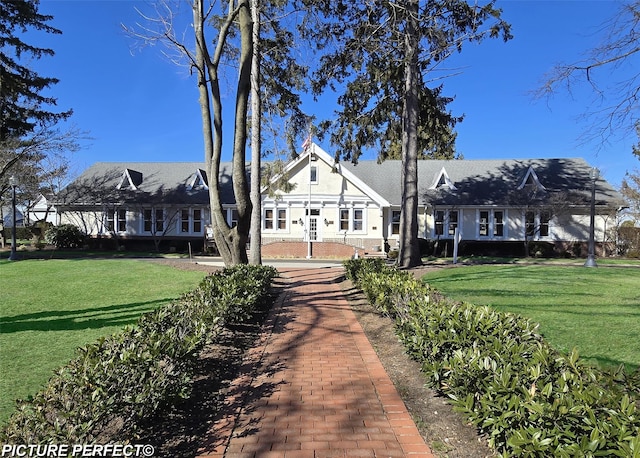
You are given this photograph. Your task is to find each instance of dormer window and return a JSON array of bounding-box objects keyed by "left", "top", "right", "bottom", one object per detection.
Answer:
[
  {"left": 430, "top": 167, "right": 457, "bottom": 190},
  {"left": 517, "top": 166, "right": 546, "bottom": 191},
  {"left": 116, "top": 169, "right": 142, "bottom": 191},
  {"left": 188, "top": 169, "right": 209, "bottom": 190}
]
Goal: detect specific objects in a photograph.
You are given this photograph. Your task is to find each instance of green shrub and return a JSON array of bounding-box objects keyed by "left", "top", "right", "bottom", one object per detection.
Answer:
[
  {"left": 44, "top": 224, "right": 86, "bottom": 249},
  {"left": 0, "top": 264, "right": 278, "bottom": 444},
  {"left": 343, "top": 258, "right": 640, "bottom": 457}
]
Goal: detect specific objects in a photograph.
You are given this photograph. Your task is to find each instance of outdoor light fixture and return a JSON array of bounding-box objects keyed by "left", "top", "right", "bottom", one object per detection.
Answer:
[
  {"left": 584, "top": 167, "right": 599, "bottom": 267},
  {"left": 299, "top": 218, "right": 304, "bottom": 226},
  {"left": 8, "top": 175, "right": 18, "bottom": 261}
]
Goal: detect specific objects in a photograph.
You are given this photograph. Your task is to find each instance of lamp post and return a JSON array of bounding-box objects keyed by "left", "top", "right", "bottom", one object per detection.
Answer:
[
  {"left": 584, "top": 167, "right": 599, "bottom": 268},
  {"left": 8, "top": 175, "right": 18, "bottom": 261}
]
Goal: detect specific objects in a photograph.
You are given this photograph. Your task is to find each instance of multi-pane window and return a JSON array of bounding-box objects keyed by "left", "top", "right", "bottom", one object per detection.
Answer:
[
  {"left": 117, "top": 209, "right": 126, "bottom": 232},
  {"left": 106, "top": 209, "right": 115, "bottom": 232},
  {"left": 448, "top": 211, "right": 458, "bottom": 236},
  {"left": 276, "top": 209, "right": 286, "bottom": 230},
  {"left": 181, "top": 209, "right": 190, "bottom": 233},
  {"left": 144, "top": 209, "right": 153, "bottom": 232},
  {"left": 479, "top": 210, "right": 489, "bottom": 236},
  {"left": 264, "top": 208, "right": 287, "bottom": 231},
  {"left": 310, "top": 165, "right": 318, "bottom": 183},
  {"left": 539, "top": 211, "right": 550, "bottom": 237},
  {"left": 265, "top": 209, "right": 274, "bottom": 230},
  {"left": 391, "top": 210, "right": 401, "bottom": 235},
  {"left": 339, "top": 208, "right": 364, "bottom": 232},
  {"left": 479, "top": 210, "right": 505, "bottom": 238},
  {"left": 181, "top": 208, "right": 203, "bottom": 233},
  {"left": 193, "top": 209, "right": 202, "bottom": 233},
  {"left": 106, "top": 209, "right": 126, "bottom": 232},
  {"left": 435, "top": 210, "right": 445, "bottom": 236},
  {"left": 143, "top": 208, "right": 164, "bottom": 233},
  {"left": 353, "top": 209, "right": 363, "bottom": 231},
  {"left": 525, "top": 211, "right": 536, "bottom": 237},
  {"left": 434, "top": 210, "right": 458, "bottom": 237},
  {"left": 525, "top": 210, "right": 551, "bottom": 239},
  {"left": 155, "top": 209, "right": 164, "bottom": 233},
  {"left": 340, "top": 209, "right": 350, "bottom": 231},
  {"left": 494, "top": 211, "right": 504, "bottom": 236}
]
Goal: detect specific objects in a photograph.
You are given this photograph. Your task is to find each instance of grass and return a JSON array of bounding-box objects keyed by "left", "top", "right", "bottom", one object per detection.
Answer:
[
  {"left": 0, "top": 258, "right": 208, "bottom": 424},
  {"left": 421, "top": 264, "right": 640, "bottom": 372}
]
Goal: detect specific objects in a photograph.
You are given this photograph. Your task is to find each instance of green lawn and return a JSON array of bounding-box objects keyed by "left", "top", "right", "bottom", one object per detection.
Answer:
[
  {"left": 0, "top": 259, "right": 208, "bottom": 424},
  {"left": 421, "top": 264, "right": 640, "bottom": 371}
]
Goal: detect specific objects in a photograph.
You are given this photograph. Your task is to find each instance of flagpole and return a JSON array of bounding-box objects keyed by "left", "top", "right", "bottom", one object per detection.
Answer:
[{"left": 307, "top": 143, "right": 312, "bottom": 259}]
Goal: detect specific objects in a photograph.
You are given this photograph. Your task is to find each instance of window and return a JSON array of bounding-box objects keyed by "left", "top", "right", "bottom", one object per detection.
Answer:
[
  {"left": 181, "top": 209, "right": 190, "bottom": 232},
  {"left": 353, "top": 209, "right": 363, "bottom": 231},
  {"left": 193, "top": 209, "right": 202, "bottom": 233},
  {"left": 479, "top": 210, "right": 505, "bottom": 238},
  {"left": 339, "top": 208, "right": 365, "bottom": 232},
  {"left": 106, "top": 209, "right": 115, "bottom": 232},
  {"left": 117, "top": 209, "right": 126, "bottom": 232},
  {"left": 155, "top": 209, "right": 164, "bottom": 233},
  {"left": 434, "top": 209, "right": 458, "bottom": 237},
  {"left": 448, "top": 211, "right": 458, "bottom": 236},
  {"left": 435, "top": 210, "right": 445, "bottom": 236},
  {"left": 265, "top": 209, "right": 274, "bottom": 230},
  {"left": 144, "top": 209, "right": 153, "bottom": 232},
  {"left": 277, "top": 209, "right": 287, "bottom": 230},
  {"left": 143, "top": 208, "right": 164, "bottom": 233},
  {"left": 340, "top": 209, "right": 349, "bottom": 231},
  {"left": 539, "top": 211, "right": 550, "bottom": 237},
  {"left": 180, "top": 208, "right": 203, "bottom": 233},
  {"left": 525, "top": 211, "right": 535, "bottom": 237},
  {"left": 479, "top": 211, "right": 489, "bottom": 236},
  {"left": 391, "top": 210, "right": 401, "bottom": 235},
  {"left": 310, "top": 165, "right": 318, "bottom": 184},
  {"left": 494, "top": 211, "right": 504, "bottom": 237},
  {"left": 264, "top": 208, "right": 288, "bottom": 231},
  {"left": 525, "top": 210, "right": 551, "bottom": 239}
]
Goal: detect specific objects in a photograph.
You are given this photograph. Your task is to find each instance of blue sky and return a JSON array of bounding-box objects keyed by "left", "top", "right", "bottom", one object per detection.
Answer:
[{"left": 32, "top": 0, "right": 639, "bottom": 188}]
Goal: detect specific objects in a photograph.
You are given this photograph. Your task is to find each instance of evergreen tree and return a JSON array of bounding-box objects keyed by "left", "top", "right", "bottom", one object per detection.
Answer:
[
  {"left": 0, "top": 0, "right": 71, "bottom": 143},
  {"left": 301, "top": 0, "right": 511, "bottom": 267}
]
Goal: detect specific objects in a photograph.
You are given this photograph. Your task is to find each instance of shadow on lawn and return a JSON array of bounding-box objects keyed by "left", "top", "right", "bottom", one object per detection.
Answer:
[{"left": 0, "top": 299, "right": 169, "bottom": 334}]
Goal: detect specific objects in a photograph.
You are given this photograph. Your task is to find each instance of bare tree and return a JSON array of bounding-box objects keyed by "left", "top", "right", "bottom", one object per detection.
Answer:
[
  {"left": 535, "top": 1, "right": 640, "bottom": 146},
  {"left": 124, "top": 0, "right": 253, "bottom": 265}
]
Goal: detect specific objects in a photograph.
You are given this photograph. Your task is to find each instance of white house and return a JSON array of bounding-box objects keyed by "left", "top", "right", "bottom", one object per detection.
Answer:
[{"left": 52, "top": 143, "right": 625, "bottom": 258}]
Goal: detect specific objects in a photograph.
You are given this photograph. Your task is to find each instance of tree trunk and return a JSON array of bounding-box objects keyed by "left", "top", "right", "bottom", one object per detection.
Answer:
[
  {"left": 229, "top": 0, "right": 253, "bottom": 265},
  {"left": 398, "top": 0, "right": 422, "bottom": 269},
  {"left": 249, "top": 0, "right": 262, "bottom": 265},
  {"left": 193, "top": 0, "right": 252, "bottom": 266}
]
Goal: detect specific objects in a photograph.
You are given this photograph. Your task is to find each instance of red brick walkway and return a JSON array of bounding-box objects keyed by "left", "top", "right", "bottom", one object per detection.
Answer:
[{"left": 197, "top": 267, "right": 434, "bottom": 458}]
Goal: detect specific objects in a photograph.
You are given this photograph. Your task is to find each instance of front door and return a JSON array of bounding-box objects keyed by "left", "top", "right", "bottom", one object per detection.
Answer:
[{"left": 305, "top": 209, "right": 321, "bottom": 242}]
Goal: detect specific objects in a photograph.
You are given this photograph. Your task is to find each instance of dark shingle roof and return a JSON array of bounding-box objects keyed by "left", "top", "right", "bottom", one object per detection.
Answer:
[
  {"left": 342, "top": 158, "right": 624, "bottom": 208},
  {"left": 55, "top": 158, "right": 624, "bottom": 209}
]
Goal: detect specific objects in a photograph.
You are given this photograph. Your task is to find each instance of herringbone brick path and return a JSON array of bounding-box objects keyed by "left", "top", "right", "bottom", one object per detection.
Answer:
[{"left": 197, "top": 267, "right": 434, "bottom": 458}]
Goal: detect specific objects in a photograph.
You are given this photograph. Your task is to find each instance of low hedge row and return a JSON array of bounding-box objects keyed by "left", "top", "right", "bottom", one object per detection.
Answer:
[
  {"left": 344, "top": 258, "right": 640, "bottom": 457},
  {"left": 0, "top": 264, "right": 278, "bottom": 445}
]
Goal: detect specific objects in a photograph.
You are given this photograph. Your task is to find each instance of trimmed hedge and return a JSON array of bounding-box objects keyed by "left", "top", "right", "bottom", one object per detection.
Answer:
[
  {"left": 344, "top": 258, "right": 640, "bottom": 457},
  {"left": 0, "top": 264, "right": 278, "bottom": 445},
  {"left": 44, "top": 224, "right": 86, "bottom": 249}
]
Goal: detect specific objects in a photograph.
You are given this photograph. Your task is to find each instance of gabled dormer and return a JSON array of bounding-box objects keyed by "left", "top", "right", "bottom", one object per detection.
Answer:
[
  {"left": 188, "top": 169, "right": 209, "bottom": 190},
  {"left": 430, "top": 167, "right": 457, "bottom": 190},
  {"left": 517, "top": 166, "right": 546, "bottom": 191},
  {"left": 116, "top": 169, "right": 143, "bottom": 191}
]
